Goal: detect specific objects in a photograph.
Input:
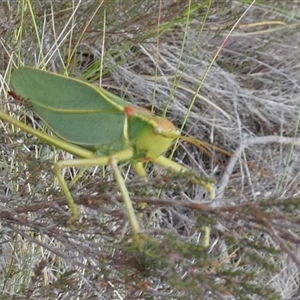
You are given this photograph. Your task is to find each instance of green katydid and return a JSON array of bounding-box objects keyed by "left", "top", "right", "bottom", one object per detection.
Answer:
[{"left": 2, "top": 66, "right": 215, "bottom": 238}]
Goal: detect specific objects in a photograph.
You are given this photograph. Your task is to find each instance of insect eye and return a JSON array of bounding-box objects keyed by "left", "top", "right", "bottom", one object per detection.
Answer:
[{"left": 154, "top": 127, "right": 162, "bottom": 134}]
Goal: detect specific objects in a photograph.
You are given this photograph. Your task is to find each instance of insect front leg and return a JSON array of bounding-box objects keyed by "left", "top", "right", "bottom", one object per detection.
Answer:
[
  {"left": 152, "top": 156, "right": 215, "bottom": 199},
  {"left": 151, "top": 155, "right": 214, "bottom": 247}
]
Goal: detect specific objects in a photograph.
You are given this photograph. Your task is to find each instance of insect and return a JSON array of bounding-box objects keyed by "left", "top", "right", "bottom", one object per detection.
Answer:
[{"left": 2, "top": 67, "right": 215, "bottom": 239}]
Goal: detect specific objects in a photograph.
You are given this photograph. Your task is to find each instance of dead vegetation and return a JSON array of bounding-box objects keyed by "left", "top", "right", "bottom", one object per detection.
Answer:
[{"left": 0, "top": 1, "right": 300, "bottom": 299}]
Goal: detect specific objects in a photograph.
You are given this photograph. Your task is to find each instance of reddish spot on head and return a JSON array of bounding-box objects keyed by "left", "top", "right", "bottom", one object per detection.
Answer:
[
  {"left": 124, "top": 106, "right": 152, "bottom": 117},
  {"left": 124, "top": 106, "right": 135, "bottom": 117}
]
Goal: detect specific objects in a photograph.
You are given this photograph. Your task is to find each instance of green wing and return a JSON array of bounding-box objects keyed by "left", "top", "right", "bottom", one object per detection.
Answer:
[{"left": 11, "top": 67, "right": 130, "bottom": 152}]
